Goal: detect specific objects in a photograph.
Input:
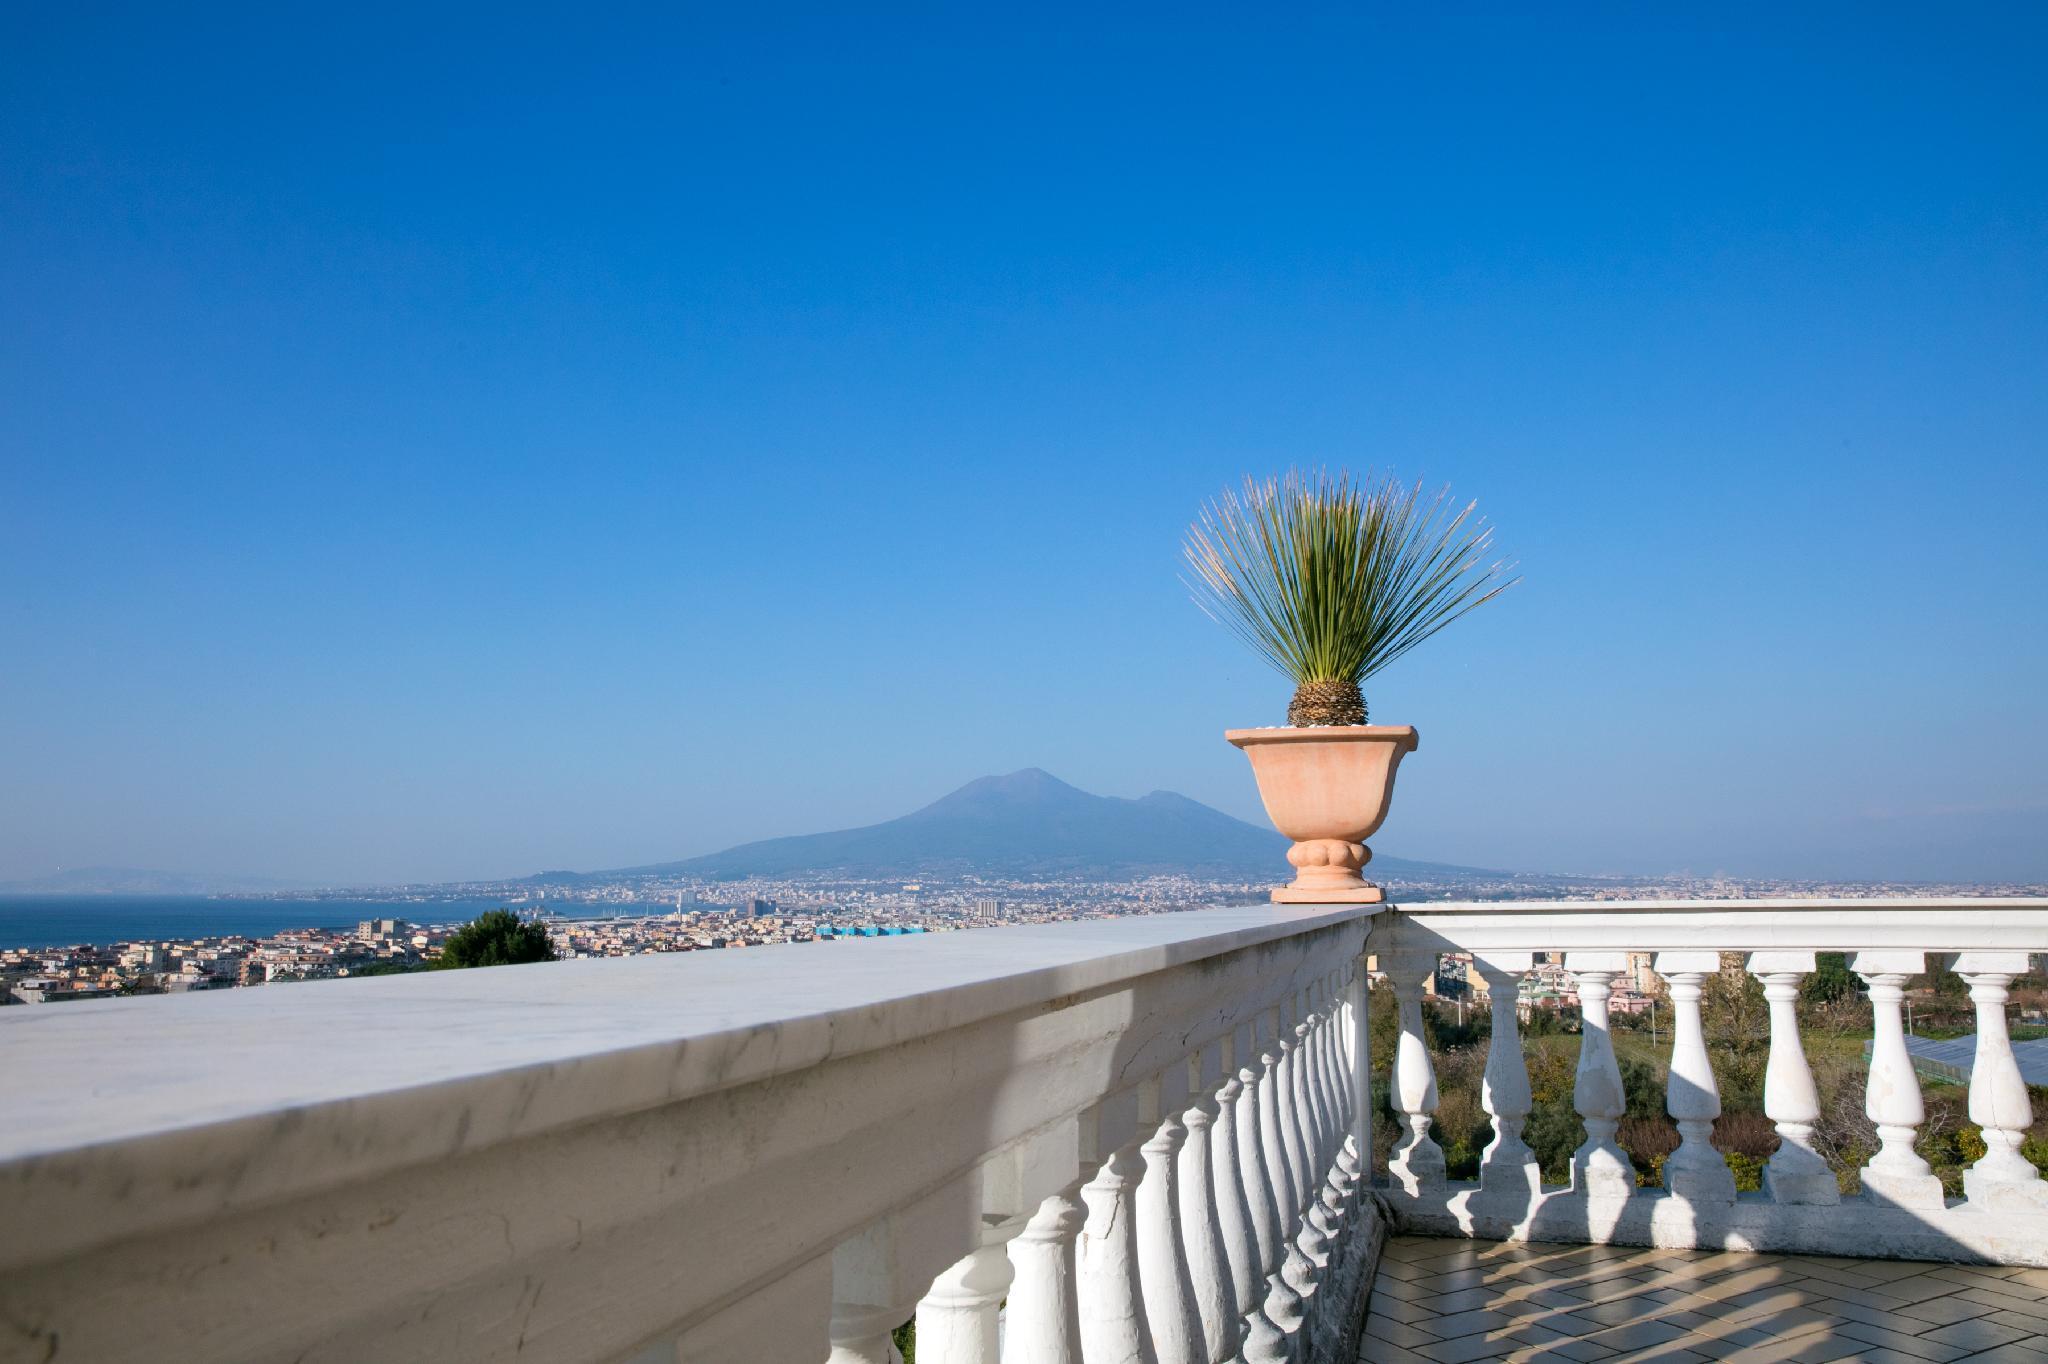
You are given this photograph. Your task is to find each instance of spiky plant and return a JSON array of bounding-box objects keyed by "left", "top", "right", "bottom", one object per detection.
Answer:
[{"left": 1184, "top": 470, "right": 1518, "bottom": 726}]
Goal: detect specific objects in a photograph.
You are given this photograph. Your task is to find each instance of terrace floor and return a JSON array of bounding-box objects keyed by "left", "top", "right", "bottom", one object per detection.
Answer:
[{"left": 1363, "top": 1235, "right": 2048, "bottom": 1364}]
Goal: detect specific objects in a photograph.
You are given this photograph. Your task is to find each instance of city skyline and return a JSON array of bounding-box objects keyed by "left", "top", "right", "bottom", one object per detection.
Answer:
[
  {"left": 5, "top": 6, "right": 2045, "bottom": 886},
  {"left": 3, "top": 764, "right": 2042, "bottom": 894}
]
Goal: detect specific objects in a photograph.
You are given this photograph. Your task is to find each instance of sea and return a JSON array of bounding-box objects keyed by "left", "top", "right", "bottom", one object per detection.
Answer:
[{"left": 0, "top": 896, "right": 519, "bottom": 951}]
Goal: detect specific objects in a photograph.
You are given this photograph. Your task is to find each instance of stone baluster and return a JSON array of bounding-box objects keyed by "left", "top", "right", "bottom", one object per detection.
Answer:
[
  {"left": 915, "top": 1237, "right": 1014, "bottom": 1364},
  {"left": 825, "top": 1304, "right": 905, "bottom": 1364},
  {"left": 1955, "top": 952, "right": 2048, "bottom": 1210},
  {"left": 1319, "top": 975, "right": 1349, "bottom": 1168},
  {"left": 1747, "top": 952, "right": 1838, "bottom": 1205},
  {"left": 1295, "top": 989, "right": 1329, "bottom": 1174},
  {"left": 1077, "top": 1128, "right": 1153, "bottom": 1363},
  {"left": 1320, "top": 977, "right": 1349, "bottom": 1165},
  {"left": 1850, "top": 951, "right": 1947, "bottom": 1210},
  {"left": 1312, "top": 983, "right": 1352, "bottom": 1208},
  {"left": 1235, "top": 1038, "right": 1278, "bottom": 1285},
  {"left": 1005, "top": 1186, "right": 1085, "bottom": 1364},
  {"left": 1291, "top": 1003, "right": 1334, "bottom": 1233},
  {"left": 1256, "top": 1012, "right": 1313, "bottom": 1335},
  {"left": 1295, "top": 1005, "right": 1340, "bottom": 1273},
  {"left": 1655, "top": 953, "right": 1736, "bottom": 1203},
  {"left": 1347, "top": 954, "right": 1372, "bottom": 1200},
  {"left": 1327, "top": 966, "right": 1359, "bottom": 1155},
  {"left": 1383, "top": 952, "right": 1445, "bottom": 1195},
  {"left": 1306, "top": 1011, "right": 1352, "bottom": 1324},
  {"left": 1136, "top": 1076, "right": 1203, "bottom": 1364},
  {"left": 1209, "top": 1038, "right": 1260, "bottom": 1351},
  {"left": 1175, "top": 1049, "right": 1237, "bottom": 1363},
  {"left": 1275, "top": 1002, "right": 1324, "bottom": 1303},
  {"left": 1473, "top": 952, "right": 1541, "bottom": 1216},
  {"left": 1233, "top": 1031, "right": 1296, "bottom": 1363},
  {"left": 827, "top": 1217, "right": 913, "bottom": 1364},
  {"left": 1276, "top": 1000, "right": 1312, "bottom": 1215},
  {"left": 1260, "top": 1011, "right": 1299, "bottom": 1232},
  {"left": 1564, "top": 952, "right": 1636, "bottom": 1198}
]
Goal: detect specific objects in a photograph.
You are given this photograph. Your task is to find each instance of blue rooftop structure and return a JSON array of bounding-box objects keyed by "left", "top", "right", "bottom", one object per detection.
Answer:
[{"left": 1888, "top": 1035, "right": 2048, "bottom": 1086}]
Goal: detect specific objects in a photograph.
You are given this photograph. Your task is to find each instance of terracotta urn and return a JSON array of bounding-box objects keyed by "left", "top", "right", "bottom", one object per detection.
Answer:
[{"left": 1225, "top": 725, "right": 1420, "bottom": 904}]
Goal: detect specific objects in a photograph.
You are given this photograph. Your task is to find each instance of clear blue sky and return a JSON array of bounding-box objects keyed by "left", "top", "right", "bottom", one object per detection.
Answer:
[{"left": 4, "top": 4, "right": 2044, "bottom": 886}]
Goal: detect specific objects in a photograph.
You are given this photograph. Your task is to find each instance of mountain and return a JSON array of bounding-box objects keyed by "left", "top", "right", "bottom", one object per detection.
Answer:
[{"left": 612, "top": 768, "right": 1501, "bottom": 880}]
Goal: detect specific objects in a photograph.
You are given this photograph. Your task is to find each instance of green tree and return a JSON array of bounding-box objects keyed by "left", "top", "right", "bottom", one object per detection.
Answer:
[
  {"left": 1803, "top": 953, "right": 1858, "bottom": 1006},
  {"left": 435, "top": 910, "right": 559, "bottom": 970},
  {"left": 349, "top": 959, "right": 427, "bottom": 977}
]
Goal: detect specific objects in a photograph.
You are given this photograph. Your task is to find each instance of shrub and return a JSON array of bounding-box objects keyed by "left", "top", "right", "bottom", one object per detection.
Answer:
[
  {"left": 1618, "top": 1054, "right": 1665, "bottom": 1121},
  {"left": 1712, "top": 1110, "right": 1780, "bottom": 1161},
  {"left": 1619, "top": 1116, "right": 1679, "bottom": 1182},
  {"left": 1429, "top": 1046, "right": 1492, "bottom": 1181},
  {"left": 1724, "top": 1151, "right": 1765, "bottom": 1192},
  {"left": 1523, "top": 1100, "right": 1586, "bottom": 1184}
]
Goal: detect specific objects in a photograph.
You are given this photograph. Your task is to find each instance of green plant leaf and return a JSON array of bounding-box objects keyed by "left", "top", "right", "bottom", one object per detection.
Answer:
[{"left": 1182, "top": 469, "right": 1518, "bottom": 687}]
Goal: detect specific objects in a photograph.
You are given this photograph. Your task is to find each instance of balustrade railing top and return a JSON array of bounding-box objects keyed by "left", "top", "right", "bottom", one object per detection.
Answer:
[{"left": 1380, "top": 895, "right": 2048, "bottom": 950}]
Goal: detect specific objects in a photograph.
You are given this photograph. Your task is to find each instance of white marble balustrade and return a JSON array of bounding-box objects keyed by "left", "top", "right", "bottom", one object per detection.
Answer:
[
  {"left": 8, "top": 894, "right": 2040, "bottom": 1364},
  {"left": 1368, "top": 898, "right": 2048, "bottom": 1266},
  {"left": 0, "top": 904, "right": 1391, "bottom": 1364}
]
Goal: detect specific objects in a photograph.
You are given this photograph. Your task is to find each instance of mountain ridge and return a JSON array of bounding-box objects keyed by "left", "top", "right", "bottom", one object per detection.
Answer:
[{"left": 606, "top": 767, "right": 1502, "bottom": 881}]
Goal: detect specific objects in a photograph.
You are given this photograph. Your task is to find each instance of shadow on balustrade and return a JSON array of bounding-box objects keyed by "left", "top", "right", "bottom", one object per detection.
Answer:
[{"left": 827, "top": 916, "right": 1374, "bottom": 1363}]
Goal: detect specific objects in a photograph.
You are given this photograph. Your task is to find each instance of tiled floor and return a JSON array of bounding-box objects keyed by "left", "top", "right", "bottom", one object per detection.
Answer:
[{"left": 1364, "top": 1235, "right": 2048, "bottom": 1364}]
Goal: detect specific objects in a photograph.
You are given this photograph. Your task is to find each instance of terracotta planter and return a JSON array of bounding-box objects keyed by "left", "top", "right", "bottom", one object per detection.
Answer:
[{"left": 1225, "top": 724, "right": 1420, "bottom": 904}]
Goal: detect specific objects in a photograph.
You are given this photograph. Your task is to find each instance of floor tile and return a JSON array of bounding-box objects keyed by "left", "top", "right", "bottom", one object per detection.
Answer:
[
  {"left": 1502, "top": 1337, "right": 1620, "bottom": 1363},
  {"left": 1890, "top": 1297, "right": 2001, "bottom": 1329},
  {"left": 1370, "top": 1290, "right": 1441, "bottom": 1325},
  {"left": 1945, "top": 1344, "right": 2048, "bottom": 1364},
  {"left": 1828, "top": 1317, "right": 1972, "bottom": 1361},
  {"left": 1881, "top": 1277, "right": 1994, "bottom": 1308},
  {"left": 1918, "top": 1318, "right": 2036, "bottom": 1352},
  {"left": 1367, "top": 1311, "right": 1444, "bottom": 1350}
]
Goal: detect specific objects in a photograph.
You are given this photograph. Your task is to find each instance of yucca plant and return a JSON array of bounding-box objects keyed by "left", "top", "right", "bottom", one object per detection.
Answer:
[{"left": 1184, "top": 470, "right": 1517, "bottom": 726}]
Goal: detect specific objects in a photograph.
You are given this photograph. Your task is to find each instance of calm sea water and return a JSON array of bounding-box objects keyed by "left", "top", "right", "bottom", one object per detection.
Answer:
[{"left": 0, "top": 896, "right": 518, "bottom": 950}]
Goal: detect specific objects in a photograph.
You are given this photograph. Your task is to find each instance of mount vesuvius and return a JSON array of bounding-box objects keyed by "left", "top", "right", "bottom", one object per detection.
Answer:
[{"left": 604, "top": 768, "right": 1492, "bottom": 881}]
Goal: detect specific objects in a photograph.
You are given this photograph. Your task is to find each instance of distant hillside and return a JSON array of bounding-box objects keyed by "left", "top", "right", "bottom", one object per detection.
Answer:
[{"left": 611, "top": 768, "right": 1501, "bottom": 881}]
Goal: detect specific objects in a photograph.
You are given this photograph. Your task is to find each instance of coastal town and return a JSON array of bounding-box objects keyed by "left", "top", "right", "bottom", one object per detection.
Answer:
[{"left": 7, "top": 869, "right": 2042, "bottom": 1006}]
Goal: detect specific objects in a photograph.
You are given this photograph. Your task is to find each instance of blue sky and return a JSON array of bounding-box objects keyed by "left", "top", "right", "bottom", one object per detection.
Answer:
[{"left": 3, "top": 4, "right": 2044, "bottom": 885}]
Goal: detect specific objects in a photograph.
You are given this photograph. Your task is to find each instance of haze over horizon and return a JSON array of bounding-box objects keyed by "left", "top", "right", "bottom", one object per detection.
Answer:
[{"left": 5, "top": 6, "right": 2044, "bottom": 887}]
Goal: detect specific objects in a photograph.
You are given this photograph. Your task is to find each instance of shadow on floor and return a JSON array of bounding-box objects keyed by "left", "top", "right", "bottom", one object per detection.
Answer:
[{"left": 1360, "top": 1234, "right": 2048, "bottom": 1364}]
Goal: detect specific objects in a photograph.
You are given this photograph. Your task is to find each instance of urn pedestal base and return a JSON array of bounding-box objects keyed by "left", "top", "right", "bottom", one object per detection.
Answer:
[
  {"left": 1273, "top": 835, "right": 1384, "bottom": 904},
  {"left": 1272, "top": 884, "right": 1385, "bottom": 905}
]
